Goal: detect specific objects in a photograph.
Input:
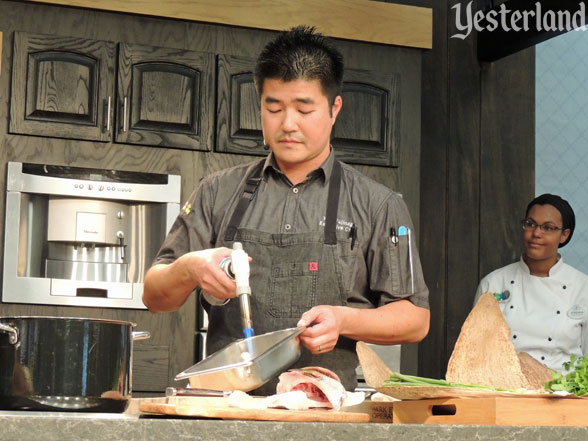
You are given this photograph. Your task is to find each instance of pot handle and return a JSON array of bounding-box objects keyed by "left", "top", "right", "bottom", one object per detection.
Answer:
[
  {"left": 0, "top": 323, "right": 19, "bottom": 345},
  {"left": 132, "top": 331, "right": 151, "bottom": 341}
]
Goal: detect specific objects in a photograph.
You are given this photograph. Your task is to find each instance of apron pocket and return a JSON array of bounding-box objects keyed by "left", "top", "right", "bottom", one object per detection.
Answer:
[
  {"left": 269, "top": 262, "right": 318, "bottom": 318},
  {"left": 336, "top": 239, "right": 359, "bottom": 303}
]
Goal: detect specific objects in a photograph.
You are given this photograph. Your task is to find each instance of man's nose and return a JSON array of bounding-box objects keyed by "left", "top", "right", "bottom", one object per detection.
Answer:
[{"left": 281, "top": 109, "right": 298, "bottom": 131}]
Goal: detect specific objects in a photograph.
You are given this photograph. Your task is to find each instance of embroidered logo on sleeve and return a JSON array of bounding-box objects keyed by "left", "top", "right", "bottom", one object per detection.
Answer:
[
  {"left": 182, "top": 202, "right": 192, "bottom": 215},
  {"left": 309, "top": 262, "right": 318, "bottom": 271},
  {"left": 567, "top": 304, "right": 586, "bottom": 320}
]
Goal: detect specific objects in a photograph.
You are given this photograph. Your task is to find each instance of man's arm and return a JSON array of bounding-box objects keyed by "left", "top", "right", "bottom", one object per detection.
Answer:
[
  {"left": 297, "top": 301, "right": 430, "bottom": 354},
  {"left": 143, "top": 247, "right": 236, "bottom": 313}
]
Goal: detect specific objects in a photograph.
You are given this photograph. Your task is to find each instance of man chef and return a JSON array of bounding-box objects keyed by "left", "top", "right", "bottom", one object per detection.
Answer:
[{"left": 143, "top": 25, "right": 430, "bottom": 395}]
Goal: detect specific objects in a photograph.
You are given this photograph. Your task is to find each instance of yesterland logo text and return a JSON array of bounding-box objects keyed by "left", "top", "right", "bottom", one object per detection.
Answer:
[{"left": 451, "top": 1, "right": 587, "bottom": 39}]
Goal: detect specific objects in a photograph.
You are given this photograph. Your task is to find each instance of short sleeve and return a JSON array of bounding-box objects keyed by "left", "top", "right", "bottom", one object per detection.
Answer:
[
  {"left": 367, "top": 194, "right": 429, "bottom": 309},
  {"left": 152, "top": 176, "right": 217, "bottom": 265}
]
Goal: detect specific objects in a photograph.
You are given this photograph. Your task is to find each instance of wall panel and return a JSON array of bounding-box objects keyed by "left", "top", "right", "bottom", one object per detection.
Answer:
[{"left": 418, "top": 0, "right": 535, "bottom": 378}]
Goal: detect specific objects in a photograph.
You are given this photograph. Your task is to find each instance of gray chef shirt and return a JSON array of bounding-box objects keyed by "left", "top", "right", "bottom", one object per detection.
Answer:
[{"left": 154, "top": 150, "right": 429, "bottom": 310}]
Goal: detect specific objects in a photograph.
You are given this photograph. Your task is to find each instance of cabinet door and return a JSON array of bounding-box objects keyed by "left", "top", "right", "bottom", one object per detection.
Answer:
[
  {"left": 215, "top": 54, "right": 267, "bottom": 156},
  {"left": 116, "top": 43, "right": 214, "bottom": 151},
  {"left": 332, "top": 69, "right": 400, "bottom": 167},
  {"left": 10, "top": 32, "right": 116, "bottom": 142}
]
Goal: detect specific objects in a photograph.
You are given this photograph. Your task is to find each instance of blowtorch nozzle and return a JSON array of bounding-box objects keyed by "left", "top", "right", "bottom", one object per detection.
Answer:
[{"left": 229, "top": 242, "right": 254, "bottom": 338}]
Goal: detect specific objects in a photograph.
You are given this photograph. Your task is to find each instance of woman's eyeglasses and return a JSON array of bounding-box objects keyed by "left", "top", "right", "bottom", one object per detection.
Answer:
[{"left": 521, "top": 219, "right": 564, "bottom": 233}]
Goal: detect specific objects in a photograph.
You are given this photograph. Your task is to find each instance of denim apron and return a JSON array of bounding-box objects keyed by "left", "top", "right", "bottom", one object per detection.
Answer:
[{"left": 206, "top": 159, "right": 358, "bottom": 395}]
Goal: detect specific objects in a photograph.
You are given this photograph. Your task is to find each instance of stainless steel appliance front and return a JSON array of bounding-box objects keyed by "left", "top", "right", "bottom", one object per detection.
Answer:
[{"left": 3, "top": 162, "right": 180, "bottom": 309}]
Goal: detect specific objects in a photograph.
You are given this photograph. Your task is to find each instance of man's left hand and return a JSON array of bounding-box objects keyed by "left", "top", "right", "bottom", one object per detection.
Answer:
[{"left": 297, "top": 306, "right": 343, "bottom": 354}]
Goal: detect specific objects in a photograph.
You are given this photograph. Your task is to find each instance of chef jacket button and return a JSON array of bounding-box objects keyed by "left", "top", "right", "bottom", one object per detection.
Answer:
[
  {"left": 284, "top": 224, "right": 292, "bottom": 231},
  {"left": 510, "top": 305, "right": 514, "bottom": 309},
  {"left": 548, "top": 337, "right": 552, "bottom": 342},
  {"left": 541, "top": 356, "right": 545, "bottom": 360},
  {"left": 513, "top": 335, "right": 517, "bottom": 339},
  {"left": 563, "top": 285, "right": 567, "bottom": 289},
  {"left": 292, "top": 187, "right": 299, "bottom": 194},
  {"left": 557, "top": 310, "right": 561, "bottom": 314},
  {"left": 510, "top": 280, "right": 514, "bottom": 284}
]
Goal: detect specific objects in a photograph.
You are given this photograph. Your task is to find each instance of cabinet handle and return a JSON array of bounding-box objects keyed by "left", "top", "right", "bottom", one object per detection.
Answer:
[
  {"left": 105, "top": 96, "right": 111, "bottom": 132},
  {"left": 122, "top": 96, "right": 128, "bottom": 133}
]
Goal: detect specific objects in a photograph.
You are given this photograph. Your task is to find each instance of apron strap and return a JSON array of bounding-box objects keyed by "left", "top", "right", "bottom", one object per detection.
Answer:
[
  {"left": 223, "top": 161, "right": 265, "bottom": 242},
  {"left": 324, "top": 160, "right": 342, "bottom": 245}
]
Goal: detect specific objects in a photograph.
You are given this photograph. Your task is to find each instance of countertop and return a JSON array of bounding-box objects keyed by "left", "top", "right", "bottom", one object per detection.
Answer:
[{"left": 2, "top": 411, "right": 588, "bottom": 441}]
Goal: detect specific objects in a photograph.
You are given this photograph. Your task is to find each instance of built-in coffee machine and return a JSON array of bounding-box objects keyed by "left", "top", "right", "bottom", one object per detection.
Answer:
[{"left": 3, "top": 162, "right": 180, "bottom": 309}]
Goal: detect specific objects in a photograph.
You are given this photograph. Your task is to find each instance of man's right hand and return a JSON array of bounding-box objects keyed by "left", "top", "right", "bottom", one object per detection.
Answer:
[
  {"left": 143, "top": 247, "right": 236, "bottom": 312},
  {"left": 189, "top": 247, "right": 237, "bottom": 302}
]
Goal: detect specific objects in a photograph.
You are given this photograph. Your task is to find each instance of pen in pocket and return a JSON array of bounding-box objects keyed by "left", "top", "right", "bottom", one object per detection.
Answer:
[
  {"left": 390, "top": 227, "right": 398, "bottom": 246},
  {"left": 349, "top": 224, "right": 357, "bottom": 250},
  {"left": 407, "top": 227, "right": 414, "bottom": 293},
  {"left": 398, "top": 226, "right": 414, "bottom": 293}
]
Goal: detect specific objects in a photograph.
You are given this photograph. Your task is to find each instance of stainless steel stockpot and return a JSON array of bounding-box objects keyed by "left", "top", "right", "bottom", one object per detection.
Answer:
[{"left": 0, "top": 316, "right": 149, "bottom": 412}]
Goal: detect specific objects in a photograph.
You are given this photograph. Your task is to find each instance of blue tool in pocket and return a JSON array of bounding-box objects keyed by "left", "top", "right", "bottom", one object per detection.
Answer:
[{"left": 396, "top": 226, "right": 414, "bottom": 293}]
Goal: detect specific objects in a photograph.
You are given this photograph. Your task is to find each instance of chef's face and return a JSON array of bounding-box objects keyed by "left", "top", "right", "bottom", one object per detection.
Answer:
[
  {"left": 522, "top": 204, "right": 570, "bottom": 262},
  {"left": 260, "top": 78, "right": 342, "bottom": 171}
]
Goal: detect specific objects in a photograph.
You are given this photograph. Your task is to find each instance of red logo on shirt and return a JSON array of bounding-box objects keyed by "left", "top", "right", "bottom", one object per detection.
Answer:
[{"left": 309, "top": 262, "right": 318, "bottom": 271}]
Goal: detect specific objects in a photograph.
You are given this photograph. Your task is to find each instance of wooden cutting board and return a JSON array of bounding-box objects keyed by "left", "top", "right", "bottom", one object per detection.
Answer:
[
  {"left": 138, "top": 397, "right": 371, "bottom": 422},
  {"left": 393, "top": 397, "right": 588, "bottom": 426}
]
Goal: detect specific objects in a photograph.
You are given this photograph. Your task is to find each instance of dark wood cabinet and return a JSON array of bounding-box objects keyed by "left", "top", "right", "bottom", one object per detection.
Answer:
[
  {"left": 214, "top": 55, "right": 400, "bottom": 166},
  {"left": 10, "top": 33, "right": 215, "bottom": 151},
  {"left": 332, "top": 68, "right": 400, "bottom": 167},
  {"left": 215, "top": 54, "right": 267, "bottom": 156},
  {"left": 10, "top": 32, "right": 399, "bottom": 164},
  {"left": 116, "top": 43, "right": 215, "bottom": 151},
  {"left": 10, "top": 31, "right": 116, "bottom": 142}
]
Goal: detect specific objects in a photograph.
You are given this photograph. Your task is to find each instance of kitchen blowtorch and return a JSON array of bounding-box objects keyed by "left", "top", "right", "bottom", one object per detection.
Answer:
[{"left": 220, "top": 242, "right": 254, "bottom": 339}]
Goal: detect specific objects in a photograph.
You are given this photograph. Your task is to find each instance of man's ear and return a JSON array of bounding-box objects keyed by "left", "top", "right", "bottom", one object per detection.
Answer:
[{"left": 331, "top": 96, "right": 343, "bottom": 124}]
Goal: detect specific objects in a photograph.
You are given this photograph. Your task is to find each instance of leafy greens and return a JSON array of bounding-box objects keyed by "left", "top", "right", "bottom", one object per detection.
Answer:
[{"left": 544, "top": 355, "right": 588, "bottom": 396}]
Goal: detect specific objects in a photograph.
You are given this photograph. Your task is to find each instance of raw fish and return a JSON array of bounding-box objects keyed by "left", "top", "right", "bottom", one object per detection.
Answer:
[
  {"left": 228, "top": 367, "right": 365, "bottom": 411},
  {"left": 276, "top": 366, "right": 364, "bottom": 410}
]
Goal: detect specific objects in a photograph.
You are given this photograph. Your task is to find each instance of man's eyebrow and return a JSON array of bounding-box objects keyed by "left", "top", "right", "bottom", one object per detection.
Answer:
[
  {"left": 263, "top": 97, "right": 315, "bottom": 104},
  {"left": 295, "top": 97, "right": 315, "bottom": 104}
]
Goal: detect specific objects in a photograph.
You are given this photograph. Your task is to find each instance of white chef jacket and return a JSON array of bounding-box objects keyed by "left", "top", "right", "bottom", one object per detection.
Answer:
[{"left": 474, "top": 256, "right": 588, "bottom": 373}]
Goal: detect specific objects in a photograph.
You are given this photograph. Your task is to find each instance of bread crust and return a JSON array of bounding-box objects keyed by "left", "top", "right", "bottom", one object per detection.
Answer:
[{"left": 446, "top": 292, "right": 536, "bottom": 390}]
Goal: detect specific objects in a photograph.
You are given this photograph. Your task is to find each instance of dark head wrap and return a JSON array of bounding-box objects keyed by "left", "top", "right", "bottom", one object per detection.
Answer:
[{"left": 525, "top": 193, "right": 575, "bottom": 248}]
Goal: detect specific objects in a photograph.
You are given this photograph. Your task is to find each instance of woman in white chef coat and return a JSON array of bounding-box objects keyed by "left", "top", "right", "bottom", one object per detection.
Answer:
[{"left": 474, "top": 194, "right": 588, "bottom": 373}]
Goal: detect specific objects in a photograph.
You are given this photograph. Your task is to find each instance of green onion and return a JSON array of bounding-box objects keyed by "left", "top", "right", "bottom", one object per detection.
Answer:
[{"left": 382, "top": 372, "right": 519, "bottom": 392}]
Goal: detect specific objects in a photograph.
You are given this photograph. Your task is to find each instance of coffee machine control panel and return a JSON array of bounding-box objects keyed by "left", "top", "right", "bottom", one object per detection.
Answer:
[{"left": 73, "top": 182, "right": 134, "bottom": 193}]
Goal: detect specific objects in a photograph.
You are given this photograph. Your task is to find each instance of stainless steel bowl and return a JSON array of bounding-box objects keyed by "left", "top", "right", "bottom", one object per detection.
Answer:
[{"left": 175, "top": 327, "right": 304, "bottom": 392}]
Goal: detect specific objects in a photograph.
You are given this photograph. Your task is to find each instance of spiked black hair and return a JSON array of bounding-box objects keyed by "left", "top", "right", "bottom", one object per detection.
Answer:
[{"left": 254, "top": 25, "right": 344, "bottom": 105}]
